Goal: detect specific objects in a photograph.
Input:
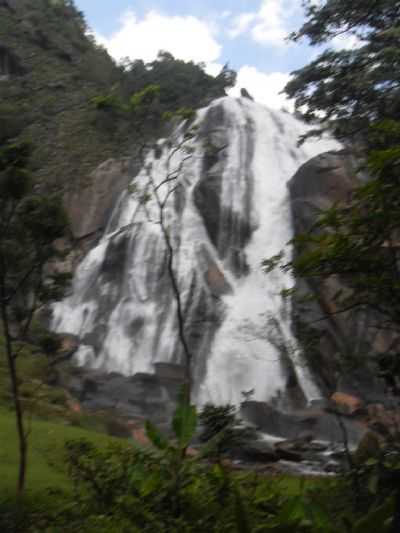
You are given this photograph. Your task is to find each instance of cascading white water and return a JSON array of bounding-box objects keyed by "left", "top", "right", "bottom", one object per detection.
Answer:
[{"left": 52, "top": 97, "right": 340, "bottom": 406}]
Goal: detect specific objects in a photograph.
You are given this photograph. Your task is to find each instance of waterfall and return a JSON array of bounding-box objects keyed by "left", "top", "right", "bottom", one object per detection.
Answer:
[{"left": 52, "top": 97, "right": 340, "bottom": 406}]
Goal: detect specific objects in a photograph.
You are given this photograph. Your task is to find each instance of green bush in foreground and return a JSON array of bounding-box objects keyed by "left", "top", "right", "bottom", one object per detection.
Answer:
[{"left": 0, "top": 396, "right": 397, "bottom": 532}]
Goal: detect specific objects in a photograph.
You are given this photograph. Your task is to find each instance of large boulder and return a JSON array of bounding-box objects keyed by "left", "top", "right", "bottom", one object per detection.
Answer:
[
  {"left": 329, "top": 392, "right": 364, "bottom": 417},
  {"left": 288, "top": 151, "right": 389, "bottom": 401},
  {"left": 57, "top": 365, "right": 185, "bottom": 427},
  {"left": 65, "top": 157, "right": 139, "bottom": 241},
  {"left": 240, "top": 401, "right": 366, "bottom": 445},
  {"left": 232, "top": 440, "right": 279, "bottom": 463}
]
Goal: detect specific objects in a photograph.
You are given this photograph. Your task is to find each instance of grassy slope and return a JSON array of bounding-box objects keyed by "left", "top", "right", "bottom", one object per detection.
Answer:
[
  {"left": 0, "top": 334, "right": 123, "bottom": 497},
  {"left": 0, "top": 407, "right": 119, "bottom": 495}
]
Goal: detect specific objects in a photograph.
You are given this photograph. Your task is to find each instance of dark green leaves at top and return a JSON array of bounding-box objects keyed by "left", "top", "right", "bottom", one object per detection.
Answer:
[
  {"left": 19, "top": 195, "right": 69, "bottom": 242},
  {"left": 129, "top": 85, "right": 161, "bottom": 111},
  {"left": 0, "top": 142, "right": 32, "bottom": 201}
]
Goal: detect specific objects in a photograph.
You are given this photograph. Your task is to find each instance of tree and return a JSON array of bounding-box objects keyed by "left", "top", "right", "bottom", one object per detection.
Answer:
[
  {"left": 117, "top": 52, "right": 236, "bottom": 121},
  {"left": 129, "top": 94, "right": 197, "bottom": 406},
  {"left": 286, "top": 0, "right": 400, "bottom": 141},
  {"left": 0, "top": 133, "right": 70, "bottom": 498},
  {"left": 283, "top": 0, "right": 400, "bottom": 388},
  {"left": 279, "top": 1, "right": 400, "bottom": 528}
]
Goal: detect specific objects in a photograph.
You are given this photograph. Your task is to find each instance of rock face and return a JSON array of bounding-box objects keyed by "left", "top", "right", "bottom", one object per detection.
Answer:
[
  {"left": 59, "top": 362, "right": 186, "bottom": 428},
  {"left": 65, "top": 157, "right": 139, "bottom": 241},
  {"left": 289, "top": 152, "right": 388, "bottom": 401}
]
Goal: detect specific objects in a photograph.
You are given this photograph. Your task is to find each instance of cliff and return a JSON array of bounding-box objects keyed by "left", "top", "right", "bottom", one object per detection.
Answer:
[{"left": 289, "top": 152, "right": 388, "bottom": 402}]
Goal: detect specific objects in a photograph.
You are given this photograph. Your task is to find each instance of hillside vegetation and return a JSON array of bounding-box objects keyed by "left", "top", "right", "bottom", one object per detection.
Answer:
[{"left": 0, "top": 0, "right": 235, "bottom": 196}]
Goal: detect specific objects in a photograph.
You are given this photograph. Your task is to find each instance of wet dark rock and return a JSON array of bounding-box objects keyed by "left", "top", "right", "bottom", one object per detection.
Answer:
[
  {"left": 240, "top": 400, "right": 366, "bottom": 445},
  {"left": 233, "top": 441, "right": 278, "bottom": 463},
  {"left": 193, "top": 102, "right": 254, "bottom": 277},
  {"left": 240, "top": 88, "right": 254, "bottom": 101},
  {"left": 324, "top": 461, "right": 342, "bottom": 474},
  {"left": 274, "top": 442, "right": 303, "bottom": 462},
  {"left": 154, "top": 363, "right": 186, "bottom": 382},
  {"left": 100, "top": 232, "right": 129, "bottom": 283},
  {"left": 273, "top": 435, "right": 328, "bottom": 463},
  {"left": 58, "top": 365, "right": 184, "bottom": 425}
]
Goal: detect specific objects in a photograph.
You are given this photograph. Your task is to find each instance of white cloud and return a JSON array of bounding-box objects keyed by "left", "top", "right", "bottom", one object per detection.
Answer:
[
  {"left": 204, "top": 62, "right": 223, "bottom": 77},
  {"left": 251, "top": 0, "right": 289, "bottom": 46},
  {"left": 227, "top": 0, "right": 300, "bottom": 48},
  {"left": 331, "top": 32, "right": 362, "bottom": 51},
  {"left": 228, "top": 13, "right": 256, "bottom": 38},
  {"left": 97, "top": 10, "right": 221, "bottom": 66},
  {"left": 228, "top": 66, "right": 293, "bottom": 110}
]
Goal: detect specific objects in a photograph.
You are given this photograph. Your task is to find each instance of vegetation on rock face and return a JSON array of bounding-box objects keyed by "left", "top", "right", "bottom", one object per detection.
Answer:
[
  {"left": 0, "top": 0, "right": 235, "bottom": 201},
  {"left": 120, "top": 51, "right": 236, "bottom": 115},
  {"left": 0, "top": 0, "right": 122, "bottom": 193}
]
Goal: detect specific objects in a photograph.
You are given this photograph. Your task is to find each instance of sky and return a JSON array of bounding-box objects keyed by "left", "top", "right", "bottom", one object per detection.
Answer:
[{"left": 74, "top": 1, "right": 349, "bottom": 110}]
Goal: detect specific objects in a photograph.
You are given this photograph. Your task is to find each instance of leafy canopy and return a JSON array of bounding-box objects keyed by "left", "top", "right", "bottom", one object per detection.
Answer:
[
  {"left": 286, "top": 0, "right": 400, "bottom": 139},
  {"left": 0, "top": 134, "right": 70, "bottom": 329}
]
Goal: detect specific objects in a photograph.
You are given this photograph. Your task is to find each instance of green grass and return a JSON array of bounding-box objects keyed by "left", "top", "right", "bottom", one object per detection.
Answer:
[{"left": 0, "top": 407, "right": 120, "bottom": 496}]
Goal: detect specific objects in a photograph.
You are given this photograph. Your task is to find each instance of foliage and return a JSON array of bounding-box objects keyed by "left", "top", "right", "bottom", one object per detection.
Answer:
[
  {"left": 279, "top": 1, "right": 400, "bottom": 530},
  {"left": 0, "top": 397, "right": 395, "bottom": 533},
  {"left": 120, "top": 51, "right": 236, "bottom": 115},
  {"left": 92, "top": 52, "right": 235, "bottom": 143},
  {"left": 0, "top": 0, "right": 133, "bottom": 191},
  {"left": 199, "top": 404, "right": 250, "bottom": 456},
  {"left": 39, "top": 401, "right": 344, "bottom": 533},
  {"left": 0, "top": 138, "right": 70, "bottom": 331},
  {"left": 282, "top": 2, "right": 400, "bottom": 393},
  {"left": 0, "top": 121, "right": 70, "bottom": 498},
  {"left": 286, "top": 0, "right": 400, "bottom": 141}
]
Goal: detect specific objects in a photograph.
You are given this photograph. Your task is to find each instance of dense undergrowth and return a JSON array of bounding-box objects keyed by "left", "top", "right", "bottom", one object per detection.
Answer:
[
  {"left": 0, "top": 364, "right": 394, "bottom": 533},
  {"left": 0, "top": 400, "right": 344, "bottom": 533}
]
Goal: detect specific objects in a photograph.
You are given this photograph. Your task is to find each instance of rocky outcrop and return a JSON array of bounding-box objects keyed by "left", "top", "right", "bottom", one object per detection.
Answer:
[
  {"left": 55, "top": 362, "right": 187, "bottom": 429},
  {"left": 65, "top": 157, "right": 138, "bottom": 241},
  {"left": 193, "top": 103, "right": 253, "bottom": 277},
  {"left": 240, "top": 400, "right": 366, "bottom": 444},
  {"left": 288, "top": 151, "right": 388, "bottom": 401},
  {"left": 329, "top": 392, "right": 365, "bottom": 416},
  {"left": 0, "top": 44, "right": 24, "bottom": 79}
]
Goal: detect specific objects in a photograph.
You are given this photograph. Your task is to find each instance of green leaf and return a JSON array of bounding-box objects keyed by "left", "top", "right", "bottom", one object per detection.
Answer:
[
  {"left": 352, "top": 496, "right": 394, "bottom": 533},
  {"left": 233, "top": 483, "right": 252, "bottom": 533},
  {"left": 140, "top": 472, "right": 162, "bottom": 497},
  {"left": 145, "top": 420, "right": 169, "bottom": 450},
  {"left": 172, "top": 401, "right": 197, "bottom": 449},
  {"left": 368, "top": 474, "right": 379, "bottom": 495}
]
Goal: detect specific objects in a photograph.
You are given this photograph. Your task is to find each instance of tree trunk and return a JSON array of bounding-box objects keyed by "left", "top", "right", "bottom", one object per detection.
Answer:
[{"left": 0, "top": 296, "right": 27, "bottom": 499}]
